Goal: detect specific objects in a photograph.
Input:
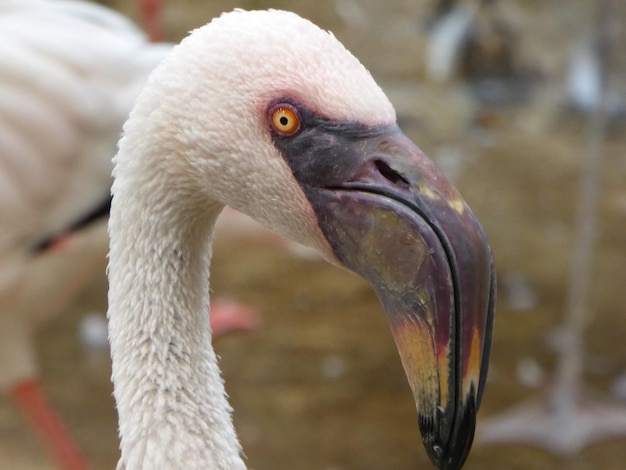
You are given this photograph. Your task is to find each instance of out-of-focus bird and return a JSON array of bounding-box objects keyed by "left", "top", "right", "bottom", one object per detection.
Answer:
[
  {"left": 566, "top": 2, "right": 626, "bottom": 125},
  {"left": 479, "top": 0, "right": 626, "bottom": 454},
  {"left": 107, "top": 9, "right": 495, "bottom": 470},
  {"left": 0, "top": 1, "right": 169, "bottom": 467},
  {"left": 0, "top": 1, "right": 258, "bottom": 469},
  {"left": 425, "top": 0, "right": 534, "bottom": 106}
]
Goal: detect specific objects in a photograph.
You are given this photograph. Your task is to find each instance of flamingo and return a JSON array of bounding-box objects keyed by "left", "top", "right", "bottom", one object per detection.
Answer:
[
  {"left": 107, "top": 9, "right": 495, "bottom": 470},
  {"left": 0, "top": 1, "right": 255, "bottom": 469}
]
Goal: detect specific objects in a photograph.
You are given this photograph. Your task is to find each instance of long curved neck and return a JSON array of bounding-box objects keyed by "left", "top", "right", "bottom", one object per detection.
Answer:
[{"left": 107, "top": 134, "right": 245, "bottom": 469}]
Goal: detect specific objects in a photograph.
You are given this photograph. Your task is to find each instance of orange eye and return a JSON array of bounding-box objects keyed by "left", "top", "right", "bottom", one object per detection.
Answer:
[{"left": 270, "top": 105, "right": 300, "bottom": 136}]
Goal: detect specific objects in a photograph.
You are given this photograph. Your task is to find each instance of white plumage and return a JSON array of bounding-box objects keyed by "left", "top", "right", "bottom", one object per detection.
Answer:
[
  {"left": 0, "top": 1, "right": 169, "bottom": 467},
  {"left": 0, "top": 0, "right": 169, "bottom": 255}
]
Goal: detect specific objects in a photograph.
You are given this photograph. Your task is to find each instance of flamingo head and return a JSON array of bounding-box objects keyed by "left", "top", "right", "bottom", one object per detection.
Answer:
[{"left": 122, "top": 10, "right": 495, "bottom": 468}]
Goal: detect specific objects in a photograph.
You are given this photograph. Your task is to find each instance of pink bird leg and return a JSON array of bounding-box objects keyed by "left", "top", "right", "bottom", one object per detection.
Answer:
[
  {"left": 11, "top": 380, "right": 89, "bottom": 470},
  {"left": 138, "top": 0, "right": 163, "bottom": 42},
  {"left": 209, "top": 299, "right": 261, "bottom": 337}
]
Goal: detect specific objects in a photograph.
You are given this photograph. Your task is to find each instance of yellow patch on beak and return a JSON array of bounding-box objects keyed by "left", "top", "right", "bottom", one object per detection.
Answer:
[
  {"left": 448, "top": 197, "right": 466, "bottom": 214},
  {"left": 390, "top": 316, "right": 441, "bottom": 416},
  {"left": 419, "top": 185, "right": 440, "bottom": 201},
  {"left": 464, "top": 326, "right": 482, "bottom": 396}
]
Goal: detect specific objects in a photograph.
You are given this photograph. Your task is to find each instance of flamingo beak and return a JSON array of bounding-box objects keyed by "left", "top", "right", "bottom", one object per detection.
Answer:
[{"left": 273, "top": 117, "right": 495, "bottom": 469}]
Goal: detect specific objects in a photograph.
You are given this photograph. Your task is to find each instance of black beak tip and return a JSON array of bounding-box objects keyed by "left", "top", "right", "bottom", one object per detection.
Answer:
[{"left": 419, "top": 390, "right": 478, "bottom": 470}]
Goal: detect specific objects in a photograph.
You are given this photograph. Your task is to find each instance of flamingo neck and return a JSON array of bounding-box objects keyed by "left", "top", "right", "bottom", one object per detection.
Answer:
[{"left": 107, "top": 144, "right": 245, "bottom": 469}]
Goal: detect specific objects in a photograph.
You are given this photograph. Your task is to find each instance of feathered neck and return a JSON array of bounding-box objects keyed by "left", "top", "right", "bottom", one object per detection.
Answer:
[{"left": 107, "top": 119, "right": 246, "bottom": 468}]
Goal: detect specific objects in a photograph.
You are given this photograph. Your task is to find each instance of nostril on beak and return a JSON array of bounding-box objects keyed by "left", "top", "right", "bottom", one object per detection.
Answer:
[{"left": 374, "top": 159, "right": 410, "bottom": 189}]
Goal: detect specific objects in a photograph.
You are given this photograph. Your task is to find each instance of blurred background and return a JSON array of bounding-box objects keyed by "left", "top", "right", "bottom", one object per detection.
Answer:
[{"left": 1, "top": 0, "right": 625, "bottom": 468}]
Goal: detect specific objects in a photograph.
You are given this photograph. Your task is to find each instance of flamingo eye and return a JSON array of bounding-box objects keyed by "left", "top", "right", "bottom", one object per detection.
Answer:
[{"left": 270, "top": 104, "right": 301, "bottom": 136}]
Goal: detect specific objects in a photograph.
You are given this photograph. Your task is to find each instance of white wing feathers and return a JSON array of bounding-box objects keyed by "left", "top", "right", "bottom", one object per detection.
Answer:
[{"left": 0, "top": 0, "right": 171, "bottom": 256}]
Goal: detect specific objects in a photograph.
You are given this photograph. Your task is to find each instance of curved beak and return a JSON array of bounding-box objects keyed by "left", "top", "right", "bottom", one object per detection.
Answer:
[{"left": 274, "top": 119, "right": 495, "bottom": 469}]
